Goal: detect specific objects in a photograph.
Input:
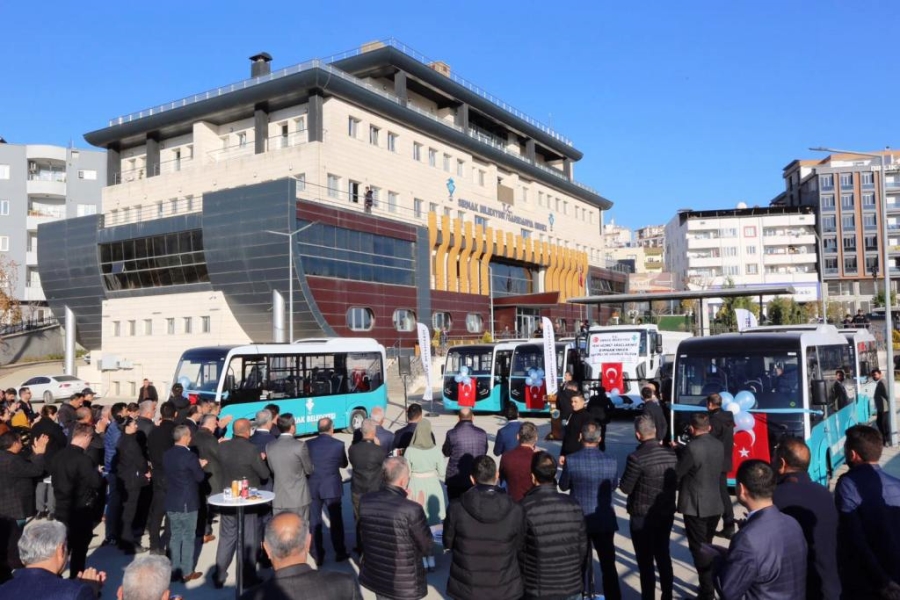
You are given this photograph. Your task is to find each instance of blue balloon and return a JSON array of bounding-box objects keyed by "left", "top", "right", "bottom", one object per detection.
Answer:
[
  {"left": 719, "top": 392, "right": 734, "bottom": 405},
  {"left": 735, "top": 411, "right": 755, "bottom": 432},
  {"left": 177, "top": 376, "right": 192, "bottom": 391},
  {"left": 735, "top": 390, "right": 756, "bottom": 411}
]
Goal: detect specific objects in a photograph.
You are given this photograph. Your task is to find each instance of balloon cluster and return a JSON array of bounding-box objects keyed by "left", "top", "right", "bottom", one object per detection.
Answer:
[
  {"left": 722, "top": 390, "right": 758, "bottom": 444},
  {"left": 454, "top": 365, "right": 472, "bottom": 386},
  {"left": 177, "top": 376, "right": 192, "bottom": 391},
  {"left": 525, "top": 368, "right": 545, "bottom": 388}
]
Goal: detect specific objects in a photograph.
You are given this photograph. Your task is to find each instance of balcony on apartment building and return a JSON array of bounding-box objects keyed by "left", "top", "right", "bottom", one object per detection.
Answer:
[
  {"left": 24, "top": 281, "right": 45, "bottom": 302},
  {"left": 26, "top": 167, "right": 67, "bottom": 197},
  {"left": 26, "top": 205, "right": 66, "bottom": 231}
]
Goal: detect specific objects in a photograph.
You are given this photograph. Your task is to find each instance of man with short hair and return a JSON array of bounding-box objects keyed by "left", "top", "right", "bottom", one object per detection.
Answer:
[
  {"left": 12, "top": 386, "right": 35, "bottom": 427},
  {"left": 392, "top": 403, "right": 424, "bottom": 455},
  {"left": 520, "top": 451, "right": 587, "bottom": 600},
  {"left": 619, "top": 413, "right": 678, "bottom": 600},
  {"left": 560, "top": 421, "right": 621, "bottom": 600},
  {"left": 358, "top": 457, "right": 432, "bottom": 600},
  {"left": 307, "top": 417, "right": 349, "bottom": 565},
  {"left": 707, "top": 392, "right": 736, "bottom": 540},
  {"left": 146, "top": 401, "right": 177, "bottom": 555},
  {"left": 872, "top": 368, "right": 890, "bottom": 444},
  {"left": 266, "top": 413, "right": 315, "bottom": 521},
  {"left": 117, "top": 554, "right": 171, "bottom": 600},
  {"left": 249, "top": 409, "right": 276, "bottom": 457},
  {"left": 0, "top": 430, "right": 48, "bottom": 581},
  {"left": 137, "top": 379, "right": 159, "bottom": 404},
  {"left": 191, "top": 413, "right": 221, "bottom": 544},
  {"left": 442, "top": 408, "right": 488, "bottom": 500},
  {"left": 0, "top": 520, "right": 106, "bottom": 599},
  {"left": 641, "top": 385, "right": 667, "bottom": 444},
  {"left": 492, "top": 402, "right": 522, "bottom": 456},
  {"left": 169, "top": 384, "right": 190, "bottom": 425},
  {"left": 348, "top": 419, "right": 387, "bottom": 553},
  {"left": 57, "top": 393, "right": 83, "bottom": 437},
  {"left": 773, "top": 437, "right": 840, "bottom": 600},
  {"left": 834, "top": 425, "right": 900, "bottom": 597},
  {"left": 498, "top": 421, "right": 538, "bottom": 502},
  {"left": 676, "top": 412, "right": 723, "bottom": 600},
  {"left": 213, "top": 418, "right": 271, "bottom": 589},
  {"left": 101, "top": 402, "right": 128, "bottom": 546},
  {"left": 163, "top": 424, "right": 206, "bottom": 582},
  {"left": 561, "top": 394, "right": 594, "bottom": 457},
  {"left": 136, "top": 400, "right": 156, "bottom": 444},
  {"left": 717, "top": 460, "right": 807, "bottom": 599},
  {"left": 81, "top": 388, "right": 96, "bottom": 407},
  {"left": 444, "top": 455, "right": 524, "bottom": 600},
  {"left": 353, "top": 406, "right": 394, "bottom": 449},
  {"left": 51, "top": 423, "right": 105, "bottom": 578},
  {"left": 240, "top": 512, "right": 362, "bottom": 600}
]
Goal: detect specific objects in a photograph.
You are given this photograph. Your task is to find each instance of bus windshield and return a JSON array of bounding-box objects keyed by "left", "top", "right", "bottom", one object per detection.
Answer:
[
  {"left": 674, "top": 351, "right": 802, "bottom": 410},
  {"left": 173, "top": 349, "right": 228, "bottom": 393},
  {"left": 445, "top": 348, "right": 494, "bottom": 376}
]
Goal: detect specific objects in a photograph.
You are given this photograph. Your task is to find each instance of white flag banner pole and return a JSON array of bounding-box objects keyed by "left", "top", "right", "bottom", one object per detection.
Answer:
[
  {"left": 417, "top": 322, "right": 433, "bottom": 402},
  {"left": 542, "top": 317, "right": 558, "bottom": 396}
]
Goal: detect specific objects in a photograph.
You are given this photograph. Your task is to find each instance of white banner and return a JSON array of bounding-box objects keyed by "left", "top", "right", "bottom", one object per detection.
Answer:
[
  {"left": 417, "top": 322, "right": 433, "bottom": 401},
  {"left": 589, "top": 331, "right": 642, "bottom": 363},
  {"left": 541, "top": 317, "right": 558, "bottom": 396},
  {"left": 735, "top": 308, "right": 758, "bottom": 332}
]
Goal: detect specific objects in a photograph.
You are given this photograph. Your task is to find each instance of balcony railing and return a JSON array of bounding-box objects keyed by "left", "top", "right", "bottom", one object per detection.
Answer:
[
  {"left": 28, "top": 170, "right": 66, "bottom": 183},
  {"left": 28, "top": 208, "right": 65, "bottom": 219},
  {"left": 100, "top": 194, "right": 202, "bottom": 228}
]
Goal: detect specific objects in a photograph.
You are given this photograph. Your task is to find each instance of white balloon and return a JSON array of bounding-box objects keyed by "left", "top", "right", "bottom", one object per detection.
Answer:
[
  {"left": 724, "top": 402, "right": 741, "bottom": 414},
  {"left": 610, "top": 388, "right": 620, "bottom": 396}
]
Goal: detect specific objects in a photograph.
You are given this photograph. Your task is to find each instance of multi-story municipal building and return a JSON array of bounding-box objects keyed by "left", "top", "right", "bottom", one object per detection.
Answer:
[{"left": 38, "top": 40, "right": 624, "bottom": 396}]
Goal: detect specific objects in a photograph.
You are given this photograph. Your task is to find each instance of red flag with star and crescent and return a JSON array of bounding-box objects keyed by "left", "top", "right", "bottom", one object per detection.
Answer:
[
  {"left": 457, "top": 381, "right": 476, "bottom": 408},
  {"left": 728, "top": 413, "right": 770, "bottom": 480},
  {"left": 601, "top": 363, "right": 624, "bottom": 392}
]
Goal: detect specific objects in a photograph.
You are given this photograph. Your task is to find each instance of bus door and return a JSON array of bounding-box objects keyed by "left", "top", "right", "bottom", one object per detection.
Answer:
[{"left": 494, "top": 349, "right": 513, "bottom": 410}]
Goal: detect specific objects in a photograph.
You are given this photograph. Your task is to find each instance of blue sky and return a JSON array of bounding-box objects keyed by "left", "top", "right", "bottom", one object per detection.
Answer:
[{"left": 2, "top": 1, "right": 897, "bottom": 230}]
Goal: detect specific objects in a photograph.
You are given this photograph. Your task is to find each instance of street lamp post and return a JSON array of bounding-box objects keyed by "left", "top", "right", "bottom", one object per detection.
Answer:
[
  {"left": 266, "top": 222, "right": 317, "bottom": 343},
  {"left": 811, "top": 147, "right": 896, "bottom": 445}
]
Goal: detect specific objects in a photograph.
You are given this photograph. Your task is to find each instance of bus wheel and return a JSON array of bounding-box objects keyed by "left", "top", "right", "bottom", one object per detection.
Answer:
[{"left": 346, "top": 409, "right": 367, "bottom": 434}]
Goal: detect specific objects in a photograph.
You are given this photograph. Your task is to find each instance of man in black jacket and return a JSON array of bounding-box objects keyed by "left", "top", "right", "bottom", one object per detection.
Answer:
[
  {"left": 213, "top": 418, "right": 271, "bottom": 588},
  {"left": 519, "top": 451, "right": 587, "bottom": 600},
  {"left": 349, "top": 419, "right": 387, "bottom": 553},
  {"left": 0, "top": 431, "right": 47, "bottom": 582},
  {"left": 620, "top": 413, "right": 678, "bottom": 600},
  {"left": 641, "top": 386, "right": 668, "bottom": 444},
  {"left": 772, "top": 437, "right": 840, "bottom": 600},
  {"left": 51, "top": 423, "right": 105, "bottom": 578},
  {"left": 872, "top": 368, "right": 890, "bottom": 443},
  {"left": 358, "top": 456, "right": 432, "bottom": 600},
  {"left": 561, "top": 394, "right": 594, "bottom": 457},
  {"left": 192, "top": 414, "right": 222, "bottom": 543},
  {"left": 169, "top": 384, "right": 191, "bottom": 425},
  {"left": 163, "top": 424, "right": 207, "bottom": 582},
  {"left": 706, "top": 393, "right": 735, "bottom": 539},
  {"left": 676, "top": 412, "right": 723, "bottom": 600},
  {"left": 444, "top": 455, "right": 524, "bottom": 600},
  {"left": 146, "top": 401, "right": 177, "bottom": 554}
]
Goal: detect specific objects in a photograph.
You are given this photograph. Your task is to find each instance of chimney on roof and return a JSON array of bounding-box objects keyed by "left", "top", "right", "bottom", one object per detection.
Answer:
[{"left": 250, "top": 52, "right": 273, "bottom": 78}]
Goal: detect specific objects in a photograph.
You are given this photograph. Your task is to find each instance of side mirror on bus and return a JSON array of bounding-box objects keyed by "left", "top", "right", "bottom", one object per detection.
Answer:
[
  {"left": 654, "top": 335, "right": 663, "bottom": 355},
  {"left": 811, "top": 379, "right": 828, "bottom": 405},
  {"left": 440, "top": 365, "right": 445, "bottom": 375}
]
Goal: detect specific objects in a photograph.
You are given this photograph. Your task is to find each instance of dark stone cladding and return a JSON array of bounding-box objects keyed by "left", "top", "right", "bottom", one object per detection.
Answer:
[{"left": 37, "top": 215, "right": 105, "bottom": 350}]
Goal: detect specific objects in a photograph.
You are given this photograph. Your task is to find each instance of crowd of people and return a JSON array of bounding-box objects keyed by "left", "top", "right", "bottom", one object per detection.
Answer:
[{"left": 0, "top": 378, "right": 899, "bottom": 599}]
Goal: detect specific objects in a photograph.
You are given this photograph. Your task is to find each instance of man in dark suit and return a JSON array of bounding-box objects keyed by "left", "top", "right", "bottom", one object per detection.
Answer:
[
  {"left": 351, "top": 406, "right": 394, "bottom": 449},
  {"left": 306, "top": 417, "right": 349, "bottom": 565},
  {"left": 707, "top": 393, "right": 735, "bottom": 539},
  {"left": 213, "top": 418, "right": 271, "bottom": 589},
  {"left": 561, "top": 394, "right": 595, "bottom": 457},
  {"left": 0, "top": 520, "right": 106, "bottom": 599},
  {"left": 146, "top": 401, "right": 176, "bottom": 554},
  {"left": 240, "top": 512, "right": 362, "bottom": 600},
  {"left": 492, "top": 402, "right": 522, "bottom": 456},
  {"left": 619, "top": 413, "right": 678, "bottom": 600},
  {"left": 0, "top": 430, "right": 47, "bottom": 581},
  {"left": 560, "top": 421, "right": 621, "bottom": 600},
  {"left": 641, "top": 386, "right": 668, "bottom": 444},
  {"left": 51, "top": 423, "right": 105, "bottom": 578},
  {"left": 392, "top": 403, "right": 424, "bottom": 455},
  {"left": 498, "top": 421, "right": 538, "bottom": 502},
  {"left": 442, "top": 407, "right": 488, "bottom": 500},
  {"left": 717, "top": 460, "right": 807, "bottom": 599},
  {"left": 773, "top": 437, "right": 840, "bottom": 600},
  {"left": 834, "top": 425, "right": 900, "bottom": 598},
  {"left": 872, "top": 369, "right": 890, "bottom": 443},
  {"left": 162, "top": 424, "right": 207, "bottom": 582},
  {"left": 191, "top": 413, "right": 222, "bottom": 543},
  {"left": 676, "top": 412, "right": 723, "bottom": 600},
  {"left": 266, "top": 413, "right": 314, "bottom": 521},
  {"left": 137, "top": 379, "right": 159, "bottom": 403},
  {"left": 348, "top": 419, "right": 387, "bottom": 553}
]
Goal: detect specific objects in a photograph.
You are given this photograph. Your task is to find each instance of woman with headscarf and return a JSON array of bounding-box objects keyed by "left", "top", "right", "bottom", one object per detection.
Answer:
[{"left": 403, "top": 418, "right": 445, "bottom": 572}]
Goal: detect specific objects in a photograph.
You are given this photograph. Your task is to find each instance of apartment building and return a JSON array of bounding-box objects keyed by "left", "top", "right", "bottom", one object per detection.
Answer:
[
  {"left": 0, "top": 143, "right": 104, "bottom": 319},
  {"left": 665, "top": 205, "right": 819, "bottom": 312},
  {"left": 776, "top": 151, "right": 900, "bottom": 312},
  {"left": 39, "top": 40, "right": 625, "bottom": 394}
]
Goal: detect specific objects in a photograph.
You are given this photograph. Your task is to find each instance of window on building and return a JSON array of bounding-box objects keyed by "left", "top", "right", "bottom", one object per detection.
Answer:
[
  {"left": 413, "top": 143, "right": 422, "bottom": 161},
  {"left": 842, "top": 215, "right": 855, "bottom": 229},
  {"left": 327, "top": 174, "right": 340, "bottom": 199},
  {"left": 428, "top": 148, "right": 437, "bottom": 167},
  {"left": 128, "top": 320, "right": 136, "bottom": 336},
  {"left": 465, "top": 313, "right": 483, "bottom": 333},
  {"left": 719, "top": 228, "right": 737, "bottom": 238},
  {"left": 433, "top": 312, "right": 452, "bottom": 332},
  {"left": 743, "top": 226, "right": 756, "bottom": 237},
  {"left": 78, "top": 169, "right": 97, "bottom": 180},
  {"left": 368, "top": 186, "right": 380, "bottom": 208},
  {"left": 475, "top": 216, "right": 488, "bottom": 228},
  {"left": 864, "top": 214, "right": 878, "bottom": 231},
  {"left": 844, "top": 256, "right": 858, "bottom": 273},
  {"left": 457, "top": 159, "right": 464, "bottom": 177},
  {"left": 201, "top": 316, "right": 211, "bottom": 333},
  {"left": 746, "top": 264, "right": 758, "bottom": 274},
  {"left": 865, "top": 235, "right": 878, "bottom": 251},
  {"left": 843, "top": 236, "right": 857, "bottom": 251},
  {"left": 478, "top": 170, "right": 485, "bottom": 187},
  {"left": 822, "top": 215, "right": 837, "bottom": 232},
  {"left": 185, "top": 196, "right": 194, "bottom": 212},
  {"left": 443, "top": 207, "right": 452, "bottom": 218},
  {"left": 113, "top": 321, "right": 121, "bottom": 337},
  {"left": 538, "top": 191, "right": 544, "bottom": 207},
  {"left": 443, "top": 154, "right": 451, "bottom": 172},
  {"left": 348, "top": 117, "right": 360, "bottom": 138},
  {"left": 429, "top": 202, "right": 438, "bottom": 214},
  {"left": 823, "top": 237, "right": 837, "bottom": 252},
  {"left": 144, "top": 319, "right": 152, "bottom": 335},
  {"left": 862, "top": 193, "right": 875, "bottom": 208},
  {"left": 746, "top": 245, "right": 757, "bottom": 255},
  {"left": 866, "top": 256, "right": 879, "bottom": 275},
  {"left": 821, "top": 195, "right": 835, "bottom": 210},
  {"left": 862, "top": 172, "right": 875, "bottom": 187},
  {"left": 156, "top": 202, "right": 164, "bottom": 218},
  {"left": 183, "top": 317, "right": 192, "bottom": 334},
  {"left": 724, "top": 265, "right": 740, "bottom": 276},
  {"left": 414, "top": 199, "right": 424, "bottom": 219},
  {"left": 114, "top": 382, "right": 120, "bottom": 396},
  {"left": 76, "top": 204, "right": 97, "bottom": 217},
  {"left": 840, "top": 173, "right": 853, "bottom": 188},
  {"left": 723, "top": 246, "right": 738, "bottom": 257},
  {"left": 820, "top": 174, "right": 834, "bottom": 190},
  {"left": 457, "top": 210, "right": 465, "bottom": 222},
  {"left": 392, "top": 309, "right": 416, "bottom": 332},
  {"left": 521, "top": 229, "right": 531, "bottom": 239},
  {"left": 346, "top": 307, "right": 374, "bottom": 331},
  {"left": 841, "top": 194, "right": 854, "bottom": 209},
  {"left": 166, "top": 318, "right": 175, "bottom": 335},
  {"left": 387, "top": 132, "right": 398, "bottom": 152},
  {"left": 0, "top": 165, "right": 8, "bottom": 180},
  {"left": 388, "top": 191, "right": 398, "bottom": 213},
  {"left": 237, "top": 132, "right": 247, "bottom": 148},
  {"left": 348, "top": 181, "right": 361, "bottom": 204},
  {"left": 824, "top": 258, "right": 838, "bottom": 272},
  {"left": 369, "top": 125, "right": 380, "bottom": 146},
  {"left": 296, "top": 173, "right": 306, "bottom": 192},
  {"left": 0, "top": 201, "right": 8, "bottom": 216},
  {"left": 296, "top": 116, "right": 307, "bottom": 133},
  {"left": 100, "top": 230, "right": 209, "bottom": 291}
]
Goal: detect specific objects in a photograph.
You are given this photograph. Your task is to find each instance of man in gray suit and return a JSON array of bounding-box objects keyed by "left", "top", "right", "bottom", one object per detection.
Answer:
[
  {"left": 676, "top": 412, "right": 724, "bottom": 600},
  {"left": 266, "top": 413, "right": 315, "bottom": 522}
]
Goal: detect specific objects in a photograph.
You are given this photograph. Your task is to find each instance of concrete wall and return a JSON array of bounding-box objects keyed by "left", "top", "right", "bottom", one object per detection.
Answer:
[{"left": 0, "top": 325, "right": 64, "bottom": 365}]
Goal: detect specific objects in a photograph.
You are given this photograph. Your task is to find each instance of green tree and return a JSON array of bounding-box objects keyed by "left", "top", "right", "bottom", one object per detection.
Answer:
[
  {"left": 873, "top": 290, "right": 898, "bottom": 308},
  {"left": 767, "top": 296, "right": 805, "bottom": 325},
  {"left": 715, "top": 278, "right": 758, "bottom": 331}
]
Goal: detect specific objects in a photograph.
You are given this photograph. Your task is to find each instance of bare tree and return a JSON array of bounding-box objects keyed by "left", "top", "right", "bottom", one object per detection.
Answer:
[{"left": 0, "top": 256, "right": 21, "bottom": 328}]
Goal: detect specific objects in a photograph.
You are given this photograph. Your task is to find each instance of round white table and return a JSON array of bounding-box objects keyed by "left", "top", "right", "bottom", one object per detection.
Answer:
[{"left": 208, "top": 490, "right": 275, "bottom": 598}]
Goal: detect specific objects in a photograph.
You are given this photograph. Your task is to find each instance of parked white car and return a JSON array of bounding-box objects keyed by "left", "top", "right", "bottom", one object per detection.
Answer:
[{"left": 19, "top": 375, "right": 95, "bottom": 403}]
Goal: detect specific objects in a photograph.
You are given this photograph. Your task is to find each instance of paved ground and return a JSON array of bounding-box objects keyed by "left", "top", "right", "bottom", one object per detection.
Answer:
[{"left": 3, "top": 363, "right": 899, "bottom": 599}]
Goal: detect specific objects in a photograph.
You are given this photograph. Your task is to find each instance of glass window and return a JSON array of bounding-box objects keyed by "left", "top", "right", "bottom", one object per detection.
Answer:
[
  {"left": 862, "top": 172, "right": 875, "bottom": 187},
  {"left": 862, "top": 193, "right": 875, "bottom": 208},
  {"left": 433, "top": 312, "right": 452, "bottom": 332},
  {"left": 843, "top": 236, "right": 856, "bottom": 250},
  {"left": 202, "top": 316, "right": 211, "bottom": 333},
  {"left": 820, "top": 174, "right": 834, "bottom": 189},
  {"left": 414, "top": 199, "right": 424, "bottom": 219},
  {"left": 348, "top": 117, "right": 359, "bottom": 138},
  {"left": 842, "top": 215, "right": 855, "bottom": 229},
  {"left": 327, "top": 174, "right": 340, "bottom": 199},
  {"left": 457, "top": 159, "right": 464, "bottom": 177},
  {"left": 443, "top": 154, "right": 451, "bottom": 172},
  {"left": 167, "top": 318, "right": 175, "bottom": 335},
  {"left": 746, "top": 264, "right": 758, "bottom": 274},
  {"left": 0, "top": 165, "right": 9, "bottom": 180},
  {"left": 821, "top": 195, "right": 835, "bottom": 209},
  {"left": 184, "top": 317, "right": 192, "bottom": 334},
  {"left": 296, "top": 173, "right": 306, "bottom": 192},
  {"left": 128, "top": 320, "right": 136, "bottom": 336},
  {"left": 844, "top": 256, "right": 858, "bottom": 273},
  {"left": 841, "top": 194, "right": 854, "bottom": 209},
  {"left": 113, "top": 321, "right": 121, "bottom": 337},
  {"left": 369, "top": 125, "right": 380, "bottom": 146},
  {"left": 840, "top": 173, "right": 853, "bottom": 188},
  {"left": 347, "top": 307, "right": 374, "bottom": 331},
  {"left": 865, "top": 235, "right": 878, "bottom": 251},
  {"left": 392, "top": 309, "right": 416, "bottom": 332},
  {"left": 387, "top": 132, "right": 397, "bottom": 152},
  {"left": 864, "top": 214, "right": 878, "bottom": 230},
  {"left": 465, "top": 313, "right": 483, "bottom": 333},
  {"left": 428, "top": 148, "right": 437, "bottom": 167},
  {"left": 388, "top": 192, "right": 398, "bottom": 213},
  {"left": 144, "top": 319, "right": 152, "bottom": 335},
  {"left": 413, "top": 143, "right": 422, "bottom": 161}
]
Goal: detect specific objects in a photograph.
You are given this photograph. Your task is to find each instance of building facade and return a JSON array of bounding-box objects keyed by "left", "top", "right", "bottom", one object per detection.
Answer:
[
  {"left": 776, "top": 151, "right": 900, "bottom": 313},
  {"left": 665, "top": 205, "right": 819, "bottom": 311},
  {"left": 0, "top": 143, "right": 104, "bottom": 320},
  {"left": 39, "top": 40, "right": 625, "bottom": 396}
]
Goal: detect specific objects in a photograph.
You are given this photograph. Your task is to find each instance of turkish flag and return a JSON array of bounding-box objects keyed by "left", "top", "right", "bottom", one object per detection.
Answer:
[
  {"left": 457, "top": 381, "right": 476, "bottom": 407},
  {"left": 601, "top": 363, "right": 624, "bottom": 392},
  {"left": 729, "top": 413, "right": 771, "bottom": 480},
  {"left": 525, "top": 382, "right": 546, "bottom": 410}
]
